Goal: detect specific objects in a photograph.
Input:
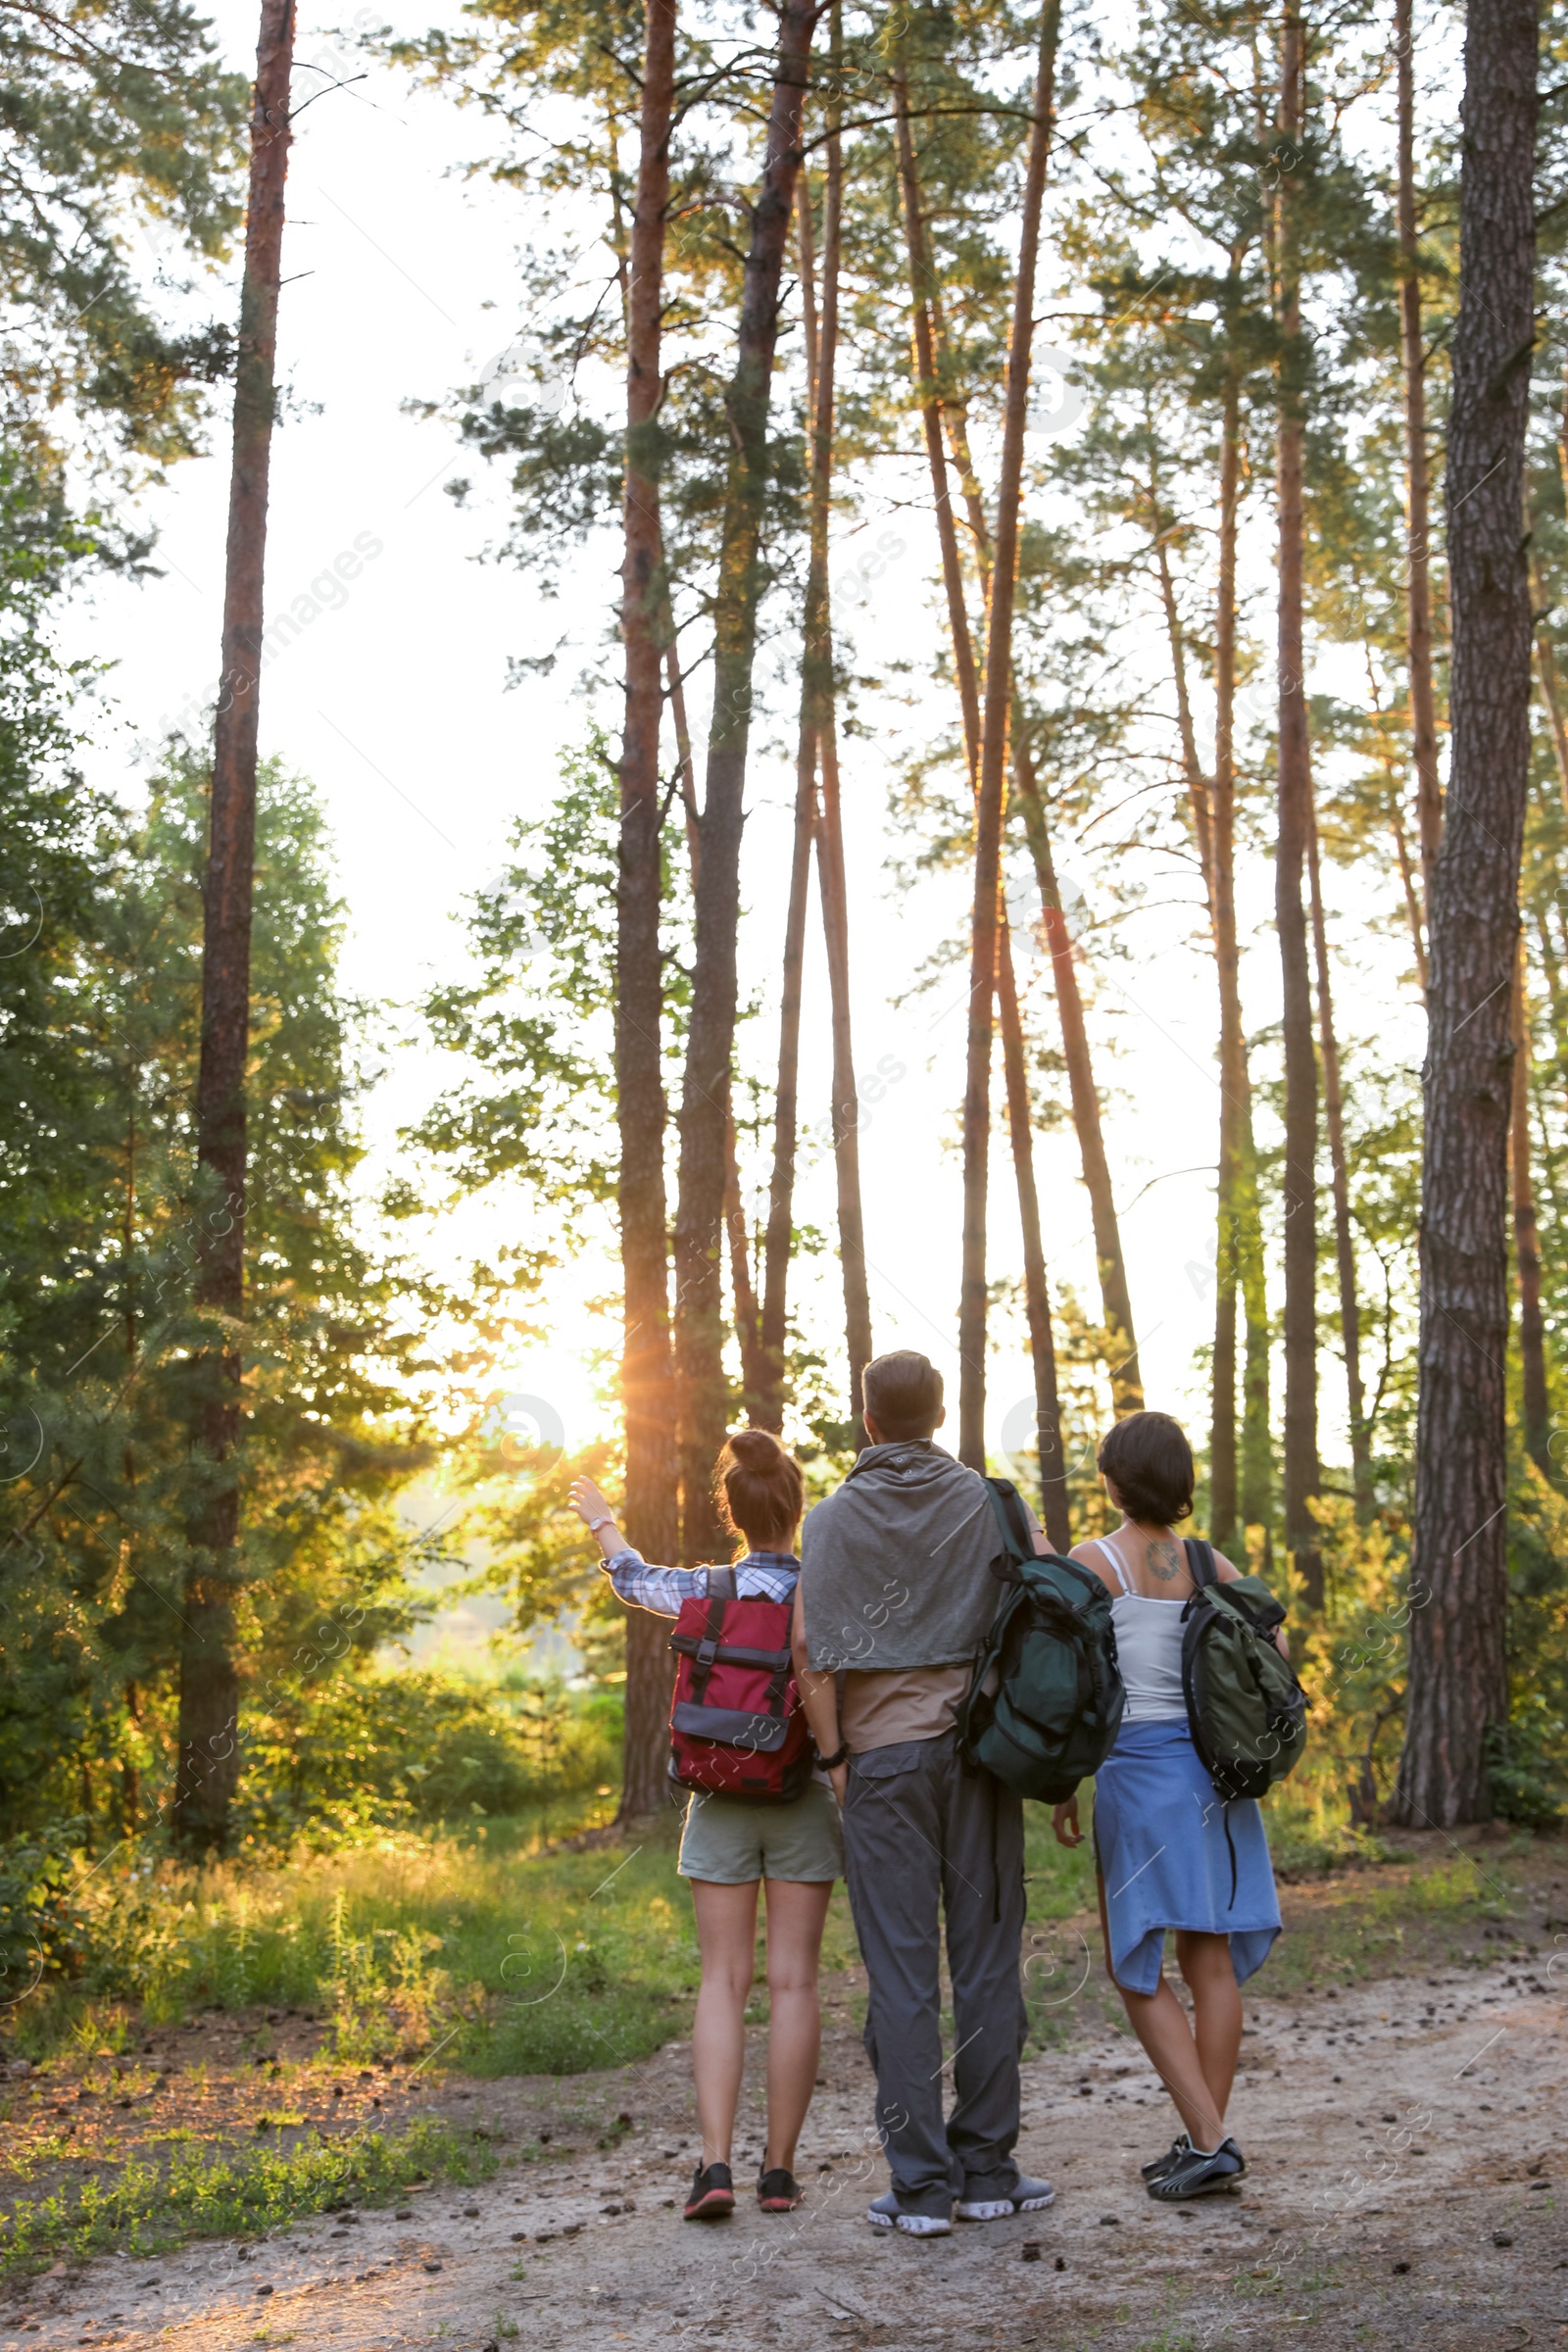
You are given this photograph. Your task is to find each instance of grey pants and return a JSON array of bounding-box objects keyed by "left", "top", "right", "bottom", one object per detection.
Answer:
[{"left": 841, "top": 1731, "right": 1027, "bottom": 2215}]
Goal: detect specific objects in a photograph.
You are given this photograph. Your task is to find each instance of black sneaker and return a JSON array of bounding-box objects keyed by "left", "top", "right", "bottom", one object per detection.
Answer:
[
  {"left": 758, "top": 2165, "right": 803, "bottom": 2212},
  {"left": 1147, "top": 2138, "right": 1246, "bottom": 2202},
  {"left": 683, "top": 2161, "right": 735, "bottom": 2221},
  {"left": 1141, "top": 2134, "right": 1192, "bottom": 2184}
]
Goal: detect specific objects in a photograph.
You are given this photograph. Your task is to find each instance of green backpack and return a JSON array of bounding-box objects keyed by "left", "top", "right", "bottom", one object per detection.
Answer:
[
  {"left": 956, "top": 1480, "right": 1126, "bottom": 1803},
  {"left": 1181, "top": 1539, "right": 1307, "bottom": 1803}
]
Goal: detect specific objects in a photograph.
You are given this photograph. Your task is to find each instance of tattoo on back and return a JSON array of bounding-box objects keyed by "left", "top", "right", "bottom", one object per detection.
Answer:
[{"left": 1147, "top": 1537, "right": 1184, "bottom": 1583}]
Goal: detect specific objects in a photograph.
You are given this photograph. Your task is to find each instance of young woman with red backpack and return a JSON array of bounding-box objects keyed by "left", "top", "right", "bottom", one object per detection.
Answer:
[{"left": 569, "top": 1430, "right": 841, "bottom": 2224}]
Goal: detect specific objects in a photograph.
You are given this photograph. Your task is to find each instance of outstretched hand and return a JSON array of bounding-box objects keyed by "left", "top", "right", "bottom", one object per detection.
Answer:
[
  {"left": 568, "top": 1476, "right": 615, "bottom": 1535},
  {"left": 1052, "top": 1797, "right": 1083, "bottom": 1848}
]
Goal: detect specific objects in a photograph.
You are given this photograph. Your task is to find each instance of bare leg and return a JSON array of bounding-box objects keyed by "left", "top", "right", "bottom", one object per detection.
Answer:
[
  {"left": 1175, "top": 1929, "right": 1243, "bottom": 2140},
  {"left": 1096, "top": 1870, "right": 1225, "bottom": 2150},
  {"left": 760, "top": 1878, "right": 833, "bottom": 2174},
  {"left": 689, "top": 1878, "right": 760, "bottom": 2169}
]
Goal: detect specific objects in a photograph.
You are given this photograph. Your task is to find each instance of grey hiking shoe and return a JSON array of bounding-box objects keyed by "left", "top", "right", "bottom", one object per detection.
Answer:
[
  {"left": 867, "top": 2189, "right": 952, "bottom": 2236},
  {"left": 956, "top": 2176, "right": 1055, "bottom": 2222}
]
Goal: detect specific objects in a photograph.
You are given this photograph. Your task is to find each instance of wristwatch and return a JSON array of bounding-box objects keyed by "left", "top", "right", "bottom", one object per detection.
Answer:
[{"left": 816, "top": 1742, "right": 850, "bottom": 1770}]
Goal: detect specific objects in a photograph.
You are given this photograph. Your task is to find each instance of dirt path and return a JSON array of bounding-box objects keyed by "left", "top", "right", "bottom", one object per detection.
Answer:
[{"left": 7, "top": 1951, "right": 1562, "bottom": 2352}]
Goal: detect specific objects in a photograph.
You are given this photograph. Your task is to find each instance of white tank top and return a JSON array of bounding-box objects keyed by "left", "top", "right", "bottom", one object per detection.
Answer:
[{"left": 1096, "top": 1533, "right": 1188, "bottom": 1722}]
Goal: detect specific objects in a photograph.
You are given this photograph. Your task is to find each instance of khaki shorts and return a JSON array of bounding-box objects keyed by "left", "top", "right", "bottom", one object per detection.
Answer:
[{"left": 677, "top": 1779, "right": 844, "bottom": 1884}]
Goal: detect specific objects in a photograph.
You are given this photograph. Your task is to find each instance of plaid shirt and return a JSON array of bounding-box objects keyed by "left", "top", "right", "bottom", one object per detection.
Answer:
[{"left": 602, "top": 1546, "right": 800, "bottom": 1620}]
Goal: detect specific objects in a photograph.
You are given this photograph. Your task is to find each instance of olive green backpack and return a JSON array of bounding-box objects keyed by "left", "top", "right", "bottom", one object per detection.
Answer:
[
  {"left": 1181, "top": 1540, "right": 1307, "bottom": 1803},
  {"left": 956, "top": 1480, "right": 1126, "bottom": 1803}
]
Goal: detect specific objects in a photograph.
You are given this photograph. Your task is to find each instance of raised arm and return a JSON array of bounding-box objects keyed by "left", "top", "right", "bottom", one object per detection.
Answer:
[{"left": 567, "top": 1475, "right": 705, "bottom": 1618}]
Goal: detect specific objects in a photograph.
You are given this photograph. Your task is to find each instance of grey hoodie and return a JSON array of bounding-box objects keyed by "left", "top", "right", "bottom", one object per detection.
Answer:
[{"left": 799, "top": 1440, "right": 1006, "bottom": 1674}]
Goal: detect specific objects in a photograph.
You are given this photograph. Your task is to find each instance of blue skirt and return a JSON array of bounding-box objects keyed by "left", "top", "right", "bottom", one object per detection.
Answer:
[{"left": 1092, "top": 1718, "right": 1281, "bottom": 1996}]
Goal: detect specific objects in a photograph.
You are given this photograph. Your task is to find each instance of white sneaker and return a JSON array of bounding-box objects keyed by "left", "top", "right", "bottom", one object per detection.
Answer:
[
  {"left": 956, "top": 2175, "right": 1055, "bottom": 2221},
  {"left": 867, "top": 2189, "right": 952, "bottom": 2235}
]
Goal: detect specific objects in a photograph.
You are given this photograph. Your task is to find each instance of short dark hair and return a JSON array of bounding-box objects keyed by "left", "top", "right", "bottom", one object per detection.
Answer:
[
  {"left": 713, "top": 1429, "right": 805, "bottom": 1550},
  {"left": 860, "top": 1349, "right": 944, "bottom": 1442},
  {"left": 1097, "top": 1411, "right": 1194, "bottom": 1526}
]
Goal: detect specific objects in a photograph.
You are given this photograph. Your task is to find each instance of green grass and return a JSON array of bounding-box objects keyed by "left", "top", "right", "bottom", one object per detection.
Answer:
[
  {"left": 0, "top": 2116, "right": 498, "bottom": 2281},
  {"left": 5, "top": 1788, "right": 1555, "bottom": 2080}
]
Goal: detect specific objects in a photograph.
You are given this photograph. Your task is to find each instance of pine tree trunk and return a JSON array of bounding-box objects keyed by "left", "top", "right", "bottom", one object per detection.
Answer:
[
  {"left": 616, "top": 0, "right": 681, "bottom": 1818},
  {"left": 1210, "top": 357, "right": 1249, "bottom": 1547},
  {"left": 1274, "top": 7, "right": 1322, "bottom": 1605},
  {"left": 664, "top": 630, "right": 764, "bottom": 1422},
  {"left": 803, "top": 34, "right": 873, "bottom": 1432},
  {"left": 1392, "top": 809, "right": 1429, "bottom": 992},
  {"left": 1528, "top": 551, "right": 1568, "bottom": 815},
  {"left": 1011, "top": 756, "right": 1143, "bottom": 1413},
  {"left": 817, "top": 715, "right": 874, "bottom": 1430},
  {"left": 929, "top": 364, "right": 1139, "bottom": 1419},
  {"left": 1148, "top": 393, "right": 1255, "bottom": 1538},
  {"left": 956, "top": 0, "right": 1060, "bottom": 1469},
  {"left": 1307, "top": 799, "right": 1370, "bottom": 1516},
  {"left": 1395, "top": 0, "right": 1443, "bottom": 899},
  {"left": 893, "top": 58, "right": 1067, "bottom": 1497},
  {"left": 758, "top": 744, "right": 815, "bottom": 1435},
  {"left": 1395, "top": 0, "right": 1538, "bottom": 1829},
  {"left": 757, "top": 172, "right": 823, "bottom": 1435},
  {"left": 723, "top": 1099, "right": 768, "bottom": 1410},
  {"left": 672, "top": 0, "right": 815, "bottom": 1559},
  {"left": 174, "top": 0, "right": 294, "bottom": 1856},
  {"left": 1511, "top": 938, "right": 1551, "bottom": 1479},
  {"left": 997, "top": 910, "right": 1070, "bottom": 1550}
]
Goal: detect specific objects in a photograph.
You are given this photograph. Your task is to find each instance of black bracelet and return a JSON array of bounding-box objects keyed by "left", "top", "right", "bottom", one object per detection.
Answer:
[{"left": 817, "top": 1742, "right": 850, "bottom": 1771}]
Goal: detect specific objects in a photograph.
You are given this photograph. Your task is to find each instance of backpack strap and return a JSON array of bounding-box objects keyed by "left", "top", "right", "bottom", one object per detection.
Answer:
[
  {"left": 1184, "top": 1538, "right": 1219, "bottom": 1590},
  {"left": 982, "top": 1477, "right": 1036, "bottom": 1578},
  {"left": 691, "top": 1565, "right": 737, "bottom": 1702}
]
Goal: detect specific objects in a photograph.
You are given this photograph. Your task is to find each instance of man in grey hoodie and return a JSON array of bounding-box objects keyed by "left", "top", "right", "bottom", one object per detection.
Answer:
[{"left": 791, "top": 1349, "right": 1055, "bottom": 2236}]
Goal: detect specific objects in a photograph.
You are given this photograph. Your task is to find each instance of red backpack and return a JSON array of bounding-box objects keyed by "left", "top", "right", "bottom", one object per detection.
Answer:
[{"left": 667, "top": 1566, "right": 813, "bottom": 1803}]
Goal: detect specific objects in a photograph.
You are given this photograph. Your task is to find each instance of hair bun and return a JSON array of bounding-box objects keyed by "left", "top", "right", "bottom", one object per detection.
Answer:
[
  {"left": 728, "top": 1427, "right": 783, "bottom": 1464},
  {"left": 713, "top": 1428, "right": 804, "bottom": 1549}
]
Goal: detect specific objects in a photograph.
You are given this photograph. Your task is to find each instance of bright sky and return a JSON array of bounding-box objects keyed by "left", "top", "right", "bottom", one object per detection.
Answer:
[{"left": 67, "top": 0, "right": 1429, "bottom": 1505}]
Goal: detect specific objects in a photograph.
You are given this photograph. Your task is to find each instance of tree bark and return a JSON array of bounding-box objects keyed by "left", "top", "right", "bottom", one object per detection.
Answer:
[
  {"left": 1528, "top": 551, "right": 1568, "bottom": 816},
  {"left": 1210, "top": 354, "right": 1253, "bottom": 1547},
  {"left": 672, "top": 0, "right": 816, "bottom": 1559},
  {"left": 802, "top": 34, "right": 873, "bottom": 1435},
  {"left": 1145, "top": 383, "right": 1256, "bottom": 1538},
  {"left": 921, "top": 313, "right": 1140, "bottom": 1421},
  {"left": 1012, "top": 756, "right": 1143, "bottom": 1413},
  {"left": 996, "top": 908, "right": 1070, "bottom": 1549},
  {"left": 1307, "top": 799, "right": 1370, "bottom": 1517},
  {"left": 758, "top": 755, "right": 815, "bottom": 1433},
  {"left": 756, "top": 171, "right": 824, "bottom": 1435},
  {"left": 615, "top": 0, "right": 681, "bottom": 1818},
  {"left": 173, "top": 0, "right": 294, "bottom": 1856},
  {"left": 1510, "top": 937, "right": 1550, "bottom": 1480},
  {"left": 1273, "top": 6, "right": 1322, "bottom": 1605},
  {"left": 893, "top": 58, "right": 1068, "bottom": 1506},
  {"left": 816, "top": 716, "right": 874, "bottom": 1434},
  {"left": 1396, "top": 0, "right": 1538, "bottom": 1829},
  {"left": 1396, "top": 0, "right": 1443, "bottom": 900},
  {"left": 662, "top": 632, "right": 763, "bottom": 1416},
  {"left": 956, "top": 0, "right": 1060, "bottom": 1469}
]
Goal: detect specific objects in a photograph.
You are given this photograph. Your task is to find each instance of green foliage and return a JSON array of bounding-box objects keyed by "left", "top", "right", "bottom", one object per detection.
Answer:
[
  {"left": 0, "top": 747, "right": 434, "bottom": 1842},
  {"left": 408, "top": 731, "right": 621, "bottom": 1209},
  {"left": 238, "top": 1671, "right": 622, "bottom": 1845},
  {"left": 2, "top": 0, "right": 247, "bottom": 476},
  {"left": 0, "top": 2115, "right": 499, "bottom": 2281}
]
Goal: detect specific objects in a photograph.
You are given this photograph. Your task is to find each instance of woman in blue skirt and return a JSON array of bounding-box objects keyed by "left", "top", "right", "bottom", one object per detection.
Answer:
[{"left": 1053, "top": 1411, "right": 1285, "bottom": 2201}]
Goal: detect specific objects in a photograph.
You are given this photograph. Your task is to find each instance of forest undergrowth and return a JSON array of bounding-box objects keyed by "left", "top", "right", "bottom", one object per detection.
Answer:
[{"left": 0, "top": 1795, "right": 1560, "bottom": 2285}]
